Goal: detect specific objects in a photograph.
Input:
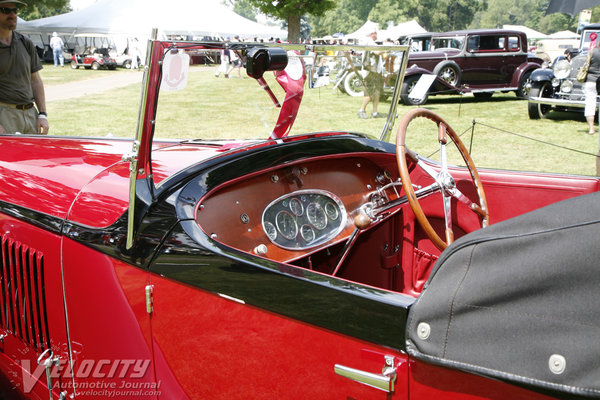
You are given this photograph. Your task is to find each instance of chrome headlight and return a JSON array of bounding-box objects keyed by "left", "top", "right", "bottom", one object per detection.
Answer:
[
  {"left": 561, "top": 79, "right": 574, "bottom": 93},
  {"left": 553, "top": 59, "right": 572, "bottom": 80},
  {"left": 552, "top": 77, "right": 561, "bottom": 87}
]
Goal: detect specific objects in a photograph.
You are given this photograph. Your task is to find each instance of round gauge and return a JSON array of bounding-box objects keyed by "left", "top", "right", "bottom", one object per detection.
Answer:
[
  {"left": 264, "top": 221, "right": 277, "bottom": 241},
  {"left": 307, "top": 202, "right": 327, "bottom": 230},
  {"left": 289, "top": 198, "right": 304, "bottom": 216},
  {"left": 324, "top": 201, "right": 339, "bottom": 220},
  {"left": 275, "top": 210, "right": 298, "bottom": 240},
  {"left": 300, "top": 224, "right": 315, "bottom": 243}
]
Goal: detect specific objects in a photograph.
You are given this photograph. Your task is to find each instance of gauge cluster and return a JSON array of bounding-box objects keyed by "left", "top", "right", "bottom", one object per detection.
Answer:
[{"left": 262, "top": 190, "right": 347, "bottom": 250}]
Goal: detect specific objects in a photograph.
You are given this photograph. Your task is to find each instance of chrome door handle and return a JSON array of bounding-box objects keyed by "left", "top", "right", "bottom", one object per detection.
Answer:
[{"left": 334, "top": 363, "right": 396, "bottom": 393}]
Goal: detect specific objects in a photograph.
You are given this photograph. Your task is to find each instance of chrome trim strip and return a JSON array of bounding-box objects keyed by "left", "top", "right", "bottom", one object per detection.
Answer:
[{"left": 528, "top": 96, "right": 586, "bottom": 108}]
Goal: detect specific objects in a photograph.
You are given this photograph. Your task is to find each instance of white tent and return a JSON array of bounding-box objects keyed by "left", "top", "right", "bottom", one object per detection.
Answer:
[
  {"left": 18, "top": 0, "right": 286, "bottom": 40},
  {"left": 346, "top": 20, "right": 380, "bottom": 42},
  {"left": 549, "top": 30, "right": 580, "bottom": 39},
  {"left": 503, "top": 24, "right": 548, "bottom": 40},
  {"left": 379, "top": 20, "right": 427, "bottom": 41}
]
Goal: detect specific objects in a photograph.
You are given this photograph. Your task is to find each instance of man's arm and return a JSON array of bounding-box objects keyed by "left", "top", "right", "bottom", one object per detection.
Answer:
[{"left": 31, "top": 71, "right": 49, "bottom": 134}]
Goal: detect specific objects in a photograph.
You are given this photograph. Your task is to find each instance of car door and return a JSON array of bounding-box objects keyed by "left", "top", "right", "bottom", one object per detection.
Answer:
[
  {"left": 147, "top": 220, "right": 413, "bottom": 399},
  {"left": 461, "top": 34, "right": 512, "bottom": 85}
]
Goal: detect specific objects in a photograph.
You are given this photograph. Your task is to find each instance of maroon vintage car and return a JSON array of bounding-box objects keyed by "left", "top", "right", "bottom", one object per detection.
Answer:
[
  {"left": 0, "top": 38, "right": 598, "bottom": 400},
  {"left": 401, "top": 29, "right": 544, "bottom": 105}
]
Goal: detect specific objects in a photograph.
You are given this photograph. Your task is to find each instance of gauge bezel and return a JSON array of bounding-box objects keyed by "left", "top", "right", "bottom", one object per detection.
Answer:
[{"left": 261, "top": 189, "right": 347, "bottom": 250}]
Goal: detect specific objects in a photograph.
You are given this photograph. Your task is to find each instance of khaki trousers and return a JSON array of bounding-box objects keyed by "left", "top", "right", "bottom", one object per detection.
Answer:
[{"left": 0, "top": 106, "right": 38, "bottom": 134}]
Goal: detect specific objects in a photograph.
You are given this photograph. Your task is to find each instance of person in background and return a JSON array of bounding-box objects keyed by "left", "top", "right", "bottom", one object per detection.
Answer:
[
  {"left": 358, "top": 31, "right": 385, "bottom": 119},
  {"left": 226, "top": 35, "right": 242, "bottom": 78},
  {"left": 129, "top": 37, "right": 140, "bottom": 69},
  {"left": 50, "top": 31, "right": 64, "bottom": 67},
  {"left": 584, "top": 32, "right": 600, "bottom": 134},
  {"left": 214, "top": 39, "right": 231, "bottom": 78},
  {"left": 0, "top": 0, "right": 49, "bottom": 134}
]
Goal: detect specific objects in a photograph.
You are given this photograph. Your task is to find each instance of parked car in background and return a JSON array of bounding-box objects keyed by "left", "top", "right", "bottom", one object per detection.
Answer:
[
  {"left": 70, "top": 47, "right": 118, "bottom": 70},
  {"left": 527, "top": 24, "right": 600, "bottom": 119},
  {"left": 1, "top": 38, "right": 599, "bottom": 400},
  {"left": 401, "top": 29, "right": 543, "bottom": 105},
  {"left": 533, "top": 37, "right": 579, "bottom": 63}
]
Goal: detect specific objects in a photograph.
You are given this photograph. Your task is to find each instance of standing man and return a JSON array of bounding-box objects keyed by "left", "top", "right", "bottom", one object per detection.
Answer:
[
  {"left": 357, "top": 31, "right": 385, "bottom": 119},
  {"left": 50, "top": 31, "right": 64, "bottom": 67},
  {"left": 0, "top": 0, "right": 49, "bottom": 135}
]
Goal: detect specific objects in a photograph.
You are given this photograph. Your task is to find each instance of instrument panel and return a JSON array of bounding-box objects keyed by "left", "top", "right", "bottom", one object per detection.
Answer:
[
  {"left": 262, "top": 190, "right": 347, "bottom": 250},
  {"left": 194, "top": 155, "right": 400, "bottom": 262}
]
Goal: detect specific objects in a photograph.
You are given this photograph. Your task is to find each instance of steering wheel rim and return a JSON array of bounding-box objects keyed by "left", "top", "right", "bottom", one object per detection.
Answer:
[{"left": 396, "top": 108, "right": 489, "bottom": 251}]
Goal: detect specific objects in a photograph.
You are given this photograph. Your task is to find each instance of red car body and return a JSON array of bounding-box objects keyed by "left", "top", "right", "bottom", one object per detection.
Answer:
[
  {"left": 0, "top": 39, "right": 598, "bottom": 400},
  {"left": 70, "top": 49, "right": 117, "bottom": 70}
]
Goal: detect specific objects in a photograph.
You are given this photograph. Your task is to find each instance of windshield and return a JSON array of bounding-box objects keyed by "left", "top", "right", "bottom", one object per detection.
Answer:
[
  {"left": 430, "top": 36, "right": 464, "bottom": 50},
  {"left": 37, "top": 38, "right": 598, "bottom": 178},
  {"left": 151, "top": 43, "right": 406, "bottom": 142},
  {"left": 580, "top": 29, "right": 600, "bottom": 50}
]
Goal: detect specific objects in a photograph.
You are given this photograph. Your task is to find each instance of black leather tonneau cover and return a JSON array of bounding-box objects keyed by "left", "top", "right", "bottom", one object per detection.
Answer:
[{"left": 406, "top": 191, "right": 600, "bottom": 398}]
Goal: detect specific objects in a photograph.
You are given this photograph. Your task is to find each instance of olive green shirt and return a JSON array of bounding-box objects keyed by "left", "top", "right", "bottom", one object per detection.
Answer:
[{"left": 0, "top": 31, "right": 43, "bottom": 104}]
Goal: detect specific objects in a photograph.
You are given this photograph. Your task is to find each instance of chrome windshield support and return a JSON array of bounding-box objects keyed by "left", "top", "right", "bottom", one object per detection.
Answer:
[
  {"left": 380, "top": 40, "right": 411, "bottom": 142},
  {"left": 125, "top": 28, "right": 157, "bottom": 250}
]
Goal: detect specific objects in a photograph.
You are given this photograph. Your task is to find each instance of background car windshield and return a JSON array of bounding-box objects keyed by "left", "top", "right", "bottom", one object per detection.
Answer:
[{"left": 431, "top": 36, "right": 464, "bottom": 50}]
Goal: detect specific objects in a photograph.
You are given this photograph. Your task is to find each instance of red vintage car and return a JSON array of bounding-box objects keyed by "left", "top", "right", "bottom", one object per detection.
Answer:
[{"left": 0, "top": 38, "right": 598, "bottom": 400}]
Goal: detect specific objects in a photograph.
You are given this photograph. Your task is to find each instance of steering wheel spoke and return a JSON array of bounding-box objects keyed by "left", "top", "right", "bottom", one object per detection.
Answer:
[
  {"left": 396, "top": 108, "right": 489, "bottom": 251},
  {"left": 447, "top": 186, "right": 487, "bottom": 219}
]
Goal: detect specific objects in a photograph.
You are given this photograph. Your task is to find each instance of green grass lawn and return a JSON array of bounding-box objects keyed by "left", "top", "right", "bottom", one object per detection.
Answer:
[
  {"left": 41, "top": 63, "right": 123, "bottom": 85},
  {"left": 41, "top": 64, "right": 600, "bottom": 177}
]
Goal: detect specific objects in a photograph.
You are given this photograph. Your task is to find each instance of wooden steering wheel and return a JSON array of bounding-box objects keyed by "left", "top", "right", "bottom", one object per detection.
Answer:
[{"left": 396, "top": 108, "right": 489, "bottom": 251}]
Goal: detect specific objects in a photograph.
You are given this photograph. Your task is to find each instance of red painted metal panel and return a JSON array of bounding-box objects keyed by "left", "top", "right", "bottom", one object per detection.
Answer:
[{"left": 149, "top": 272, "right": 409, "bottom": 399}]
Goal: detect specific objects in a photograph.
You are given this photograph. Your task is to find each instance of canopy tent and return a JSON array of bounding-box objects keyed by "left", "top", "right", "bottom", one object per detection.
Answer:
[
  {"left": 502, "top": 24, "right": 548, "bottom": 40},
  {"left": 379, "top": 20, "right": 427, "bottom": 41},
  {"left": 17, "top": 0, "right": 286, "bottom": 40},
  {"left": 549, "top": 30, "right": 580, "bottom": 38},
  {"left": 345, "top": 20, "right": 380, "bottom": 42}
]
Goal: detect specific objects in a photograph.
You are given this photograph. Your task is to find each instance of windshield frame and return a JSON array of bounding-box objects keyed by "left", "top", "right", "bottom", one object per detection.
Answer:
[{"left": 123, "top": 35, "right": 411, "bottom": 248}]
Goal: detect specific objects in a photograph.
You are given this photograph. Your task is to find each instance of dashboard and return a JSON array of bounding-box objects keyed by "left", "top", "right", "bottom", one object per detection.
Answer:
[{"left": 195, "top": 154, "right": 401, "bottom": 262}]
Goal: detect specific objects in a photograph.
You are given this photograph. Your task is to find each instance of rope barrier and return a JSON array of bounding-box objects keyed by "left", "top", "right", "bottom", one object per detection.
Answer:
[
  {"left": 424, "top": 120, "right": 600, "bottom": 163},
  {"left": 472, "top": 120, "right": 599, "bottom": 158}
]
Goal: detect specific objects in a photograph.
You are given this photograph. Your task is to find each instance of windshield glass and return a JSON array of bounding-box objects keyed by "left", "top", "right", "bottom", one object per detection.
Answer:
[
  {"left": 37, "top": 39, "right": 598, "bottom": 178},
  {"left": 152, "top": 43, "right": 405, "bottom": 142},
  {"left": 431, "top": 36, "right": 464, "bottom": 50}
]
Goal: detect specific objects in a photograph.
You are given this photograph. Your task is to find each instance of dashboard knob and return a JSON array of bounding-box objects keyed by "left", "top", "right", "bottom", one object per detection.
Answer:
[
  {"left": 354, "top": 214, "right": 371, "bottom": 230},
  {"left": 254, "top": 244, "right": 268, "bottom": 255}
]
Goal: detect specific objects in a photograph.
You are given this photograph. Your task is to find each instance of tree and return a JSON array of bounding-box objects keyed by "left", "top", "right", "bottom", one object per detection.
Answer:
[
  {"left": 411, "top": 0, "right": 483, "bottom": 31},
  {"left": 246, "top": 0, "right": 336, "bottom": 42},
  {"left": 310, "top": 0, "right": 377, "bottom": 38},
  {"left": 225, "top": 0, "right": 259, "bottom": 22},
  {"left": 310, "top": 0, "right": 481, "bottom": 39},
  {"left": 19, "top": 0, "right": 70, "bottom": 20}
]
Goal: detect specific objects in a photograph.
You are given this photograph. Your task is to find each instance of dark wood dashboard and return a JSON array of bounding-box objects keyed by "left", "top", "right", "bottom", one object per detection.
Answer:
[{"left": 195, "top": 153, "right": 401, "bottom": 262}]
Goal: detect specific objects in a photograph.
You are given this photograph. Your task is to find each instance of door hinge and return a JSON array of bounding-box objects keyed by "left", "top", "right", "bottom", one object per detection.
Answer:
[{"left": 145, "top": 285, "right": 154, "bottom": 314}]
